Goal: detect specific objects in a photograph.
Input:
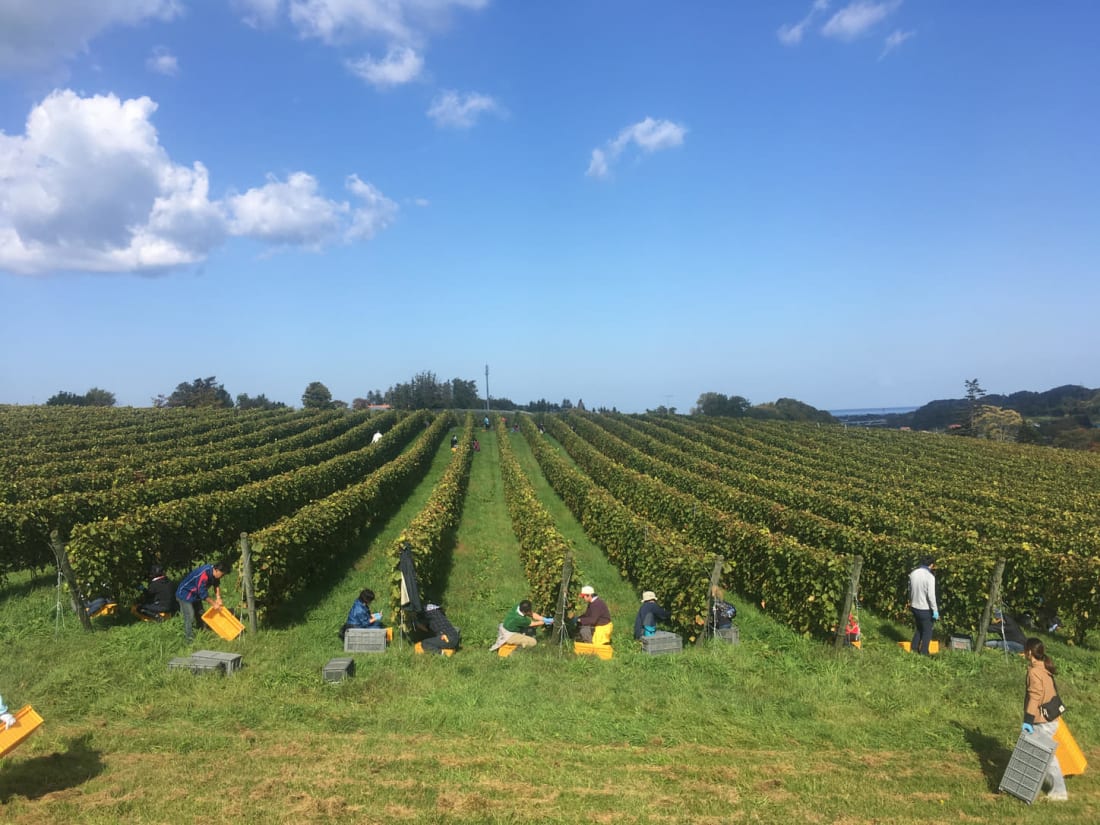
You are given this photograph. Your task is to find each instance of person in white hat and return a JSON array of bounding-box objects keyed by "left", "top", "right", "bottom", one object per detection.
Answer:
[
  {"left": 633, "top": 590, "right": 670, "bottom": 639},
  {"left": 574, "top": 585, "right": 611, "bottom": 643}
]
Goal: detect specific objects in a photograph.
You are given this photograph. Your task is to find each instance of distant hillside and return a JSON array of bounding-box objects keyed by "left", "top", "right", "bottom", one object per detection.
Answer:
[{"left": 907, "top": 384, "right": 1099, "bottom": 430}]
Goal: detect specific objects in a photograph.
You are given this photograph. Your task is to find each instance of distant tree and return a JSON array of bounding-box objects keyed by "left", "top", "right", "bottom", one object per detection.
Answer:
[
  {"left": 46, "top": 391, "right": 88, "bottom": 406},
  {"left": 84, "top": 387, "right": 116, "bottom": 407},
  {"left": 351, "top": 398, "right": 370, "bottom": 410},
  {"left": 561, "top": 398, "right": 574, "bottom": 411},
  {"left": 692, "top": 392, "right": 748, "bottom": 417},
  {"left": 964, "top": 378, "right": 986, "bottom": 434},
  {"left": 451, "top": 378, "right": 479, "bottom": 409},
  {"left": 302, "top": 381, "right": 334, "bottom": 409},
  {"left": 972, "top": 405, "right": 1023, "bottom": 442},
  {"left": 646, "top": 405, "right": 677, "bottom": 416},
  {"left": 165, "top": 377, "right": 233, "bottom": 408},
  {"left": 46, "top": 388, "right": 116, "bottom": 406},
  {"left": 236, "top": 393, "right": 287, "bottom": 410}
]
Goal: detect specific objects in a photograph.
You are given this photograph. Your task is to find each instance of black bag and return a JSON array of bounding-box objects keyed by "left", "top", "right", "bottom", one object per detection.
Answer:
[
  {"left": 1040, "top": 693, "right": 1065, "bottom": 721},
  {"left": 1040, "top": 675, "right": 1066, "bottom": 721}
]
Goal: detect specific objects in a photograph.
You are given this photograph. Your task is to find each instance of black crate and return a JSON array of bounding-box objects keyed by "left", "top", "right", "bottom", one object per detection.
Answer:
[
  {"left": 323, "top": 657, "right": 355, "bottom": 683},
  {"left": 641, "top": 631, "right": 683, "bottom": 656}
]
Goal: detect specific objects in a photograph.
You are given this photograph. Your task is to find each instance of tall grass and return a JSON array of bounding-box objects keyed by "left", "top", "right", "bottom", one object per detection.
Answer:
[{"left": 0, "top": 433, "right": 1097, "bottom": 823}]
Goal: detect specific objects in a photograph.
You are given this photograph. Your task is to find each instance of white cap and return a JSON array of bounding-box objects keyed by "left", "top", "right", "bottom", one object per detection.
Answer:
[
  {"left": 642, "top": 591, "right": 657, "bottom": 602},
  {"left": 580, "top": 585, "right": 595, "bottom": 596}
]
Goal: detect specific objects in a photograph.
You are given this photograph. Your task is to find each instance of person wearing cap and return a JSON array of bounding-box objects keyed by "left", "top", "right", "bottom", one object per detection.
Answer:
[
  {"left": 340, "top": 588, "right": 383, "bottom": 641},
  {"left": 415, "top": 603, "right": 461, "bottom": 655},
  {"left": 491, "top": 600, "right": 550, "bottom": 651},
  {"left": 907, "top": 555, "right": 938, "bottom": 655},
  {"left": 136, "top": 564, "right": 177, "bottom": 620},
  {"left": 633, "top": 591, "right": 670, "bottom": 640},
  {"left": 574, "top": 585, "right": 611, "bottom": 643}
]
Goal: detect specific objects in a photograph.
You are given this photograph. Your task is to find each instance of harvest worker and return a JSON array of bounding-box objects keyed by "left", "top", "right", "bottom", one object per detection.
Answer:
[
  {"left": 633, "top": 590, "right": 670, "bottom": 639},
  {"left": 490, "top": 600, "right": 550, "bottom": 652},
  {"left": 1022, "top": 638, "right": 1068, "bottom": 801},
  {"left": 371, "top": 431, "right": 383, "bottom": 444},
  {"left": 135, "top": 564, "right": 177, "bottom": 620},
  {"left": 574, "top": 585, "right": 611, "bottom": 643},
  {"left": 907, "top": 555, "right": 938, "bottom": 655},
  {"left": 986, "top": 608, "right": 1026, "bottom": 653},
  {"left": 415, "top": 603, "right": 461, "bottom": 655},
  {"left": 340, "top": 588, "right": 383, "bottom": 641},
  {"left": 176, "top": 560, "right": 230, "bottom": 643}
]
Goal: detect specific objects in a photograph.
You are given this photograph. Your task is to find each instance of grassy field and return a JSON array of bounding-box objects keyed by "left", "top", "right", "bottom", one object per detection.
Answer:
[{"left": 1, "top": 427, "right": 1097, "bottom": 823}]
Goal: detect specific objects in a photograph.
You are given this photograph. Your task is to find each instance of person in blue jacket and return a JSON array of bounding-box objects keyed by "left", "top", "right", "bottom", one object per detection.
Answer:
[
  {"left": 176, "top": 561, "right": 230, "bottom": 642},
  {"left": 340, "top": 588, "right": 382, "bottom": 640},
  {"left": 633, "top": 590, "right": 671, "bottom": 639}
]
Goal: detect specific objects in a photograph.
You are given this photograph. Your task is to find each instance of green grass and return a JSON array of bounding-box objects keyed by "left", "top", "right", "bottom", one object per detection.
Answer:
[{"left": 1, "top": 432, "right": 1097, "bottom": 823}]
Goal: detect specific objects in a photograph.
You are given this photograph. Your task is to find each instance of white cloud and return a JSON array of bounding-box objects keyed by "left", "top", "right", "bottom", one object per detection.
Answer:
[
  {"left": 0, "top": 90, "right": 398, "bottom": 275},
  {"left": 232, "top": 0, "right": 284, "bottom": 28},
  {"left": 287, "top": 0, "right": 488, "bottom": 47},
  {"left": 777, "top": 0, "right": 830, "bottom": 46},
  {"left": 586, "top": 117, "right": 687, "bottom": 179},
  {"left": 0, "top": 0, "right": 181, "bottom": 73},
  {"left": 345, "top": 174, "right": 398, "bottom": 239},
  {"left": 346, "top": 45, "right": 423, "bottom": 88},
  {"left": 822, "top": 1, "right": 901, "bottom": 42},
  {"left": 427, "top": 90, "right": 500, "bottom": 129},
  {"left": 880, "top": 28, "right": 915, "bottom": 59},
  {"left": 146, "top": 46, "right": 179, "bottom": 76},
  {"left": 227, "top": 172, "right": 345, "bottom": 246}
]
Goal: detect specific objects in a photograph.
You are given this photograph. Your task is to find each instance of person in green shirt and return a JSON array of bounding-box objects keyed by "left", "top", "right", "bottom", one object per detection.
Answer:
[{"left": 490, "top": 600, "right": 551, "bottom": 651}]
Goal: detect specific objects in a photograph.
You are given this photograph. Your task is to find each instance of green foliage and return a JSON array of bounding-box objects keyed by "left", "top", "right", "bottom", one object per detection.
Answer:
[
  {"left": 301, "top": 381, "right": 334, "bottom": 409},
  {"left": 161, "top": 376, "right": 233, "bottom": 408},
  {"left": 45, "top": 387, "right": 116, "bottom": 407}
]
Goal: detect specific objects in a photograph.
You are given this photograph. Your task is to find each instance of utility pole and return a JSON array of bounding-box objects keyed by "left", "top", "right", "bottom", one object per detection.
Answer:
[{"left": 484, "top": 364, "right": 490, "bottom": 414}]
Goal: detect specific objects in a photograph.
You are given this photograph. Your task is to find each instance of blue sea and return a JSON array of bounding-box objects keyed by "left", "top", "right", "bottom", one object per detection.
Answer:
[{"left": 829, "top": 406, "right": 919, "bottom": 417}]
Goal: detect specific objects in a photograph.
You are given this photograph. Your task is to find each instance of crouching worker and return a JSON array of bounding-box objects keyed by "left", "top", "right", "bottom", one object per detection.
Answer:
[
  {"left": 135, "top": 564, "right": 177, "bottom": 621},
  {"left": 340, "top": 588, "right": 383, "bottom": 641},
  {"left": 633, "top": 590, "right": 670, "bottom": 639},
  {"left": 415, "top": 603, "right": 460, "bottom": 655},
  {"left": 574, "top": 585, "right": 611, "bottom": 643},
  {"left": 490, "top": 600, "right": 551, "bottom": 652},
  {"left": 986, "top": 608, "right": 1026, "bottom": 653},
  {"left": 176, "top": 560, "right": 230, "bottom": 643}
]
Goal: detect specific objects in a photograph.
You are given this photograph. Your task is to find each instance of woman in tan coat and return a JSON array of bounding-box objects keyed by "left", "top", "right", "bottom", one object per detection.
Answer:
[{"left": 1022, "top": 637, "right": 1067, "bottom": 801}]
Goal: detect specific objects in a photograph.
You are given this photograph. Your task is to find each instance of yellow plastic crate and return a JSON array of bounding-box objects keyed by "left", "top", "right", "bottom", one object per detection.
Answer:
[
  {"left": 201, "top": 605, "right": 244, "bottom": 641},
  {"left": 0, "top": 705, "right": 44, "bottom": 758},
  {"left": 1054, "top": 718, "right": 1087, "bottom": 776},
  {"left": 497, "top": 644, "right": 518, "bottom": 658},
  {"left": 898, "top": 640, "right": 940, "bottom": 654},
  {"left": 574, "top": 642, "right": 614, "bottom": 660}
]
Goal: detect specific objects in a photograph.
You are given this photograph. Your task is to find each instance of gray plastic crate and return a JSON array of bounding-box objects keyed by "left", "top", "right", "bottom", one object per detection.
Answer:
[
  {"left": 323, "top": 657, "right": 355, "bottom": 683},
  {"left": 949, "top": 635, "right": 973, "bottom": 652},
  {"left": 715, "top": 626, "right": 740, "bottom": 645},
  {"left": 168, "top": 656, "right": 225, "bottom": 675},
  {"left": 192, "top": 650, "right": 243, "bottom": 674},
  {"left": 999, "top": 730, "right": 1057, "bottom": 803},
  {"left": 641, "top": 631, "right": 683, "bottom": 656},
  {"left": 344, "top": 628, "right": 387, "bottom": 653}
]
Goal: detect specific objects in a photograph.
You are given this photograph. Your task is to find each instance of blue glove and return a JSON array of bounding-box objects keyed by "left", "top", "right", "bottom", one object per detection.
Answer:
[
  {"left": 372, "top": 612, "right": 382, "bottom": 622},
  {"left": 932, "top": 610, "right": 940, "bottom": 621},
  {"left": 543, "top": 617, "right": 554, "bottom": 625},
  {"left": 1022, "top": 723, "right": 1034, "bottom": 734}
]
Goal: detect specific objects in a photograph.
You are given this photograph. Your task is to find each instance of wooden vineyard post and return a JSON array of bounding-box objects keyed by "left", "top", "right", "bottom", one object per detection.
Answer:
[
  {"left": 696, "top": 555, "right": 725, "bottom": 644},
  {"left": 553, "top": 554, "right": 574, "bottom": 647},
  {"left": 240, "top": 532, "right": 258, "bottom": 634},
  {"left": 975, "top": 558, "right": 1006, "bottom": 652},
  {"left": 834, "top": 555, "right": 863, "bottom": 649},
  {"left": 49, "top": 530, "right": 92, "bottom": 632}
]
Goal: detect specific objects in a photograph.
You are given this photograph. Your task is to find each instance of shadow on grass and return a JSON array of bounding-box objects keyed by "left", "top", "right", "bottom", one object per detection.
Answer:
[
  {"left": 0, "top": 734, "right": 104, "bottom": 802},
  {"left": 958, "top": 724, "right": 1013, "bottom": 793}
]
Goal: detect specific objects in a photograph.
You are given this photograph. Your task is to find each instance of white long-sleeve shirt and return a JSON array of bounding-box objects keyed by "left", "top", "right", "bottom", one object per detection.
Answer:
[{"left": 908, "top": 565, "right": 938, "bottom": 612}]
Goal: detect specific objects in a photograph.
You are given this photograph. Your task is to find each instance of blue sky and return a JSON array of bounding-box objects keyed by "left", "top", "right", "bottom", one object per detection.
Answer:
[{"left": 1, "top": 1, "right": 1097, "bottom": 413}]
